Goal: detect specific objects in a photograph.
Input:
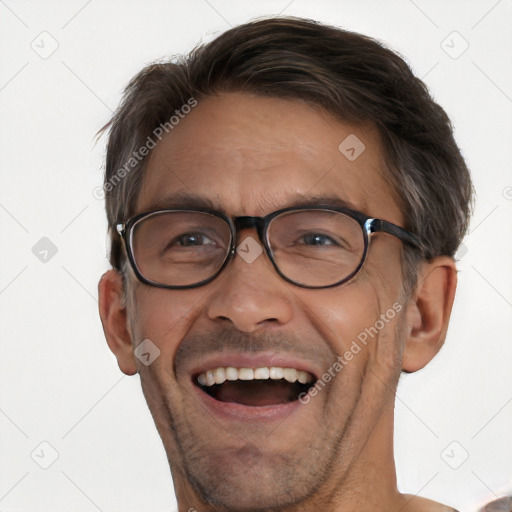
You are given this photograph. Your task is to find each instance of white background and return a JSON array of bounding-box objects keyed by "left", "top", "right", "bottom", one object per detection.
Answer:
[{"left": 1, "top": 1, "right": 511, "bottom": 511}]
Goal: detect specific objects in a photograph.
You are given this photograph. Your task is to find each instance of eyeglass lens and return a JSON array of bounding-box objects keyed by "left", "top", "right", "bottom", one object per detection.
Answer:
[{"left": 130, "top": 210, "right": 365, "bottom": 287}]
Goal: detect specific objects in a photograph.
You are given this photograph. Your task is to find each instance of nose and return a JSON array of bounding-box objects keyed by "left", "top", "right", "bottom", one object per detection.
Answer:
[{"left": 206, "top": 234, "right": 294, "bottom": 332}]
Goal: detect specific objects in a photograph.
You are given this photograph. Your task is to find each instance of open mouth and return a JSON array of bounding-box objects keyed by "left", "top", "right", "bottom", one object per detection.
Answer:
[{"left": 194, "top": 366, "right": 316, "bottom": 407}]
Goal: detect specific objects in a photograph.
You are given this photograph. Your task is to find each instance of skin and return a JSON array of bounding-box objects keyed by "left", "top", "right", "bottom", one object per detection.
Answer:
[{"left": 98, "top": 92, "right": 458, "bottom": 512}]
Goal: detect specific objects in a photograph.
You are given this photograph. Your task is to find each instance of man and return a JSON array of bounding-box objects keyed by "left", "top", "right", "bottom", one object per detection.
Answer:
[{"left": 98, "top": 17, "right": 473, "bottom": 511}]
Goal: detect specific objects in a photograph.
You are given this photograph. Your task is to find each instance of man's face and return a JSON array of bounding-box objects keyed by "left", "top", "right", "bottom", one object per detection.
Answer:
[{"left": 124, "top": 92, "right": 409, "bottom": 509}]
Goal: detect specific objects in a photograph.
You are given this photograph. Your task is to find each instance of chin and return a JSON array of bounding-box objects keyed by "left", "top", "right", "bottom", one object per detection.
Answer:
[{"left": 186, "top": 454, "right": 315, "bottom": 512}]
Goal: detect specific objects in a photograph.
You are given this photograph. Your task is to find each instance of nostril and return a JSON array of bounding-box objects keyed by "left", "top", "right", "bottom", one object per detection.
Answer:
[{"left": 257, "top": 317, "right": 279, "bottom": 325}]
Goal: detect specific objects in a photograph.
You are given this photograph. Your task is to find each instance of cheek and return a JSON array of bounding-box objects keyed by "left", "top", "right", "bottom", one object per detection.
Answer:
[
  {"left": 303, "top": 275, "right": 402, "bottom": 366},
  {"left": 130, "top": 288, "right": 203, "bottom": 359},
  {"left": 303, "top": 281, "right": 380, "bottom": 357}
]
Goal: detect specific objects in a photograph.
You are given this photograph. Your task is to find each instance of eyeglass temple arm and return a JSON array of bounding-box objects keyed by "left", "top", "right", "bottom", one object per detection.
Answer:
[{"left": 367, "top": 219, "right": 421, "bottom": 249}]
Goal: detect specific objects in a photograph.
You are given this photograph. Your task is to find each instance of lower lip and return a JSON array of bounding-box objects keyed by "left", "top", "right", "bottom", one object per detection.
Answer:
[{"left": 191, "top": 380, "right": 306, "bottom": 421}]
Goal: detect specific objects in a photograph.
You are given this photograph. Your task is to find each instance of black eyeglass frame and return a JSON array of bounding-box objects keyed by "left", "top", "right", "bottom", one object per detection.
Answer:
[{"left": 116, "top": 205, "right": 421, "bottom": 290}]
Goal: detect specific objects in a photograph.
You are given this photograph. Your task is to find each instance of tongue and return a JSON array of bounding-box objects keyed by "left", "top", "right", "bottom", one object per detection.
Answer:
[{"left": 212, "top": 380, "right": 298, "bottom": 406}]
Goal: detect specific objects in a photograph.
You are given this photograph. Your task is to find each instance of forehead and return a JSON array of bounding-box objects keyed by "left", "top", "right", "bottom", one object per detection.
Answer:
[{"left": 136, "top": 92, "right": 403, "bottom": 222}]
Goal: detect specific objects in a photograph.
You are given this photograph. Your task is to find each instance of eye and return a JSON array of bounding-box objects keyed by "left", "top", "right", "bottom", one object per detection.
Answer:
[
  {"left": 175, "top": 232, "right": 215, "bottom": 247},
  {"left": 301, "top": 233, "right": 338, "bottom": 246}
]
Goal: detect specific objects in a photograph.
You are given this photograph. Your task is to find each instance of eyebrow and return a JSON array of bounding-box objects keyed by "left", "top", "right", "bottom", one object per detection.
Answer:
[
  {"left": 141, "top": 191, "right": 365, "bottom": 216},
  {"left": 144, "top": 192, "right": 218, "bottom": 211}
]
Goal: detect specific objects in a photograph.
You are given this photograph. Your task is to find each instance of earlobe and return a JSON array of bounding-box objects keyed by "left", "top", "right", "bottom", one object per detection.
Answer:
[
  {"left": 98, "top": 270, "right": 138, "bottom": 376},
  {"left": 402, "top": 257, "right": 458, "bottom": 373}
]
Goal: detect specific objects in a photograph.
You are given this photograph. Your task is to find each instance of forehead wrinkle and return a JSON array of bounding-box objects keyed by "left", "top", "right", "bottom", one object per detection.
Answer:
[{"left": 161, "top": 145, "right": 329, "bottom": 186}]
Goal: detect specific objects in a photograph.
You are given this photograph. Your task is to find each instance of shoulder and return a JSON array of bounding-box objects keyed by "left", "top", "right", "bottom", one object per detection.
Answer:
[
  {"left": 478, "top": 496, "right": 512, "bottom": 511},
  {"left": 400, "top": 494, "right": 459, "bottom": 512}
]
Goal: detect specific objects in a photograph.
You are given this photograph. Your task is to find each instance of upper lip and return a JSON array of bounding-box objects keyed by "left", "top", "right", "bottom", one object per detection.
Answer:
[{"left": 188, "top": 351, "right": 321, "bottom": 381}]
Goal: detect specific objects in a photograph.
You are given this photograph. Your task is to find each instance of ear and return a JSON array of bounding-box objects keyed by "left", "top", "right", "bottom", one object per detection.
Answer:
[
  {"left": 98, "top": 270, "right": 138, "bottom": 375},
  {"left": 402, "top": 256, "right": 457, "bottom": 373}
]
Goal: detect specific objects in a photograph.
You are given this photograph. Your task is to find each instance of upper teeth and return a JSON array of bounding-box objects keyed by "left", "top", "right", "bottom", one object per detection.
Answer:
[{"left": 197, "top": 367, "right": 315, "bottom": 387}]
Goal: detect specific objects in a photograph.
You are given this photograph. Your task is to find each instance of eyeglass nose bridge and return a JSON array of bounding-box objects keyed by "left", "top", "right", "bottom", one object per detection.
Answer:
[{"left": 232, "top": 216, "right": 267, "bottom": 247}]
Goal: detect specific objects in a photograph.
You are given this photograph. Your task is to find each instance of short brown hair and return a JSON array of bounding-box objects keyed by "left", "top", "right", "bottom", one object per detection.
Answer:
[{"left": 99, "top": 16, "right": 473, "bottom": 291}]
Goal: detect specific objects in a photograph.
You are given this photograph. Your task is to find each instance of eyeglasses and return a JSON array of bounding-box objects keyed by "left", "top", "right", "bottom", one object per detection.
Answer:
[{"left": 116, "top": 206, "right": 421, "bottom": 289}]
